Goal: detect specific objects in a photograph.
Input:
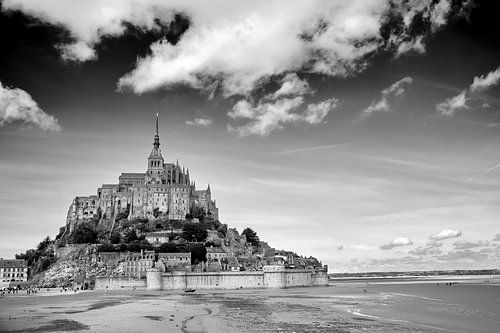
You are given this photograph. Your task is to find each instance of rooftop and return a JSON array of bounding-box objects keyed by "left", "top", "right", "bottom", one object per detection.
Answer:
[{"left": 0, "top": 259, "right": 27, "bottom": 268}]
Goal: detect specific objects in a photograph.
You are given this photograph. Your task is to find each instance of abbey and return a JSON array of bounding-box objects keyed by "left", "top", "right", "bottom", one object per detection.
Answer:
[{"left": 65, "top": 115, "right": 218, "bottom": 232}]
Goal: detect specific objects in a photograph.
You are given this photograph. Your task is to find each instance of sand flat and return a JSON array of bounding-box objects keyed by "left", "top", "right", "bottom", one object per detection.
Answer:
[{"left": 1, "top": 281, "right": 498, "bottom": 332}]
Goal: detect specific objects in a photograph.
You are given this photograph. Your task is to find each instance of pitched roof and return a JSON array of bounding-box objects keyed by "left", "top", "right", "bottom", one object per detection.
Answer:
[{"left": 0, "top": 259, "right": 27, "bottom": 268}]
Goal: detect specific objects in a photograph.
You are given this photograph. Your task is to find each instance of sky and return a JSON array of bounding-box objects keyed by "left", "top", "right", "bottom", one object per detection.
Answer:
[{"left": 0, "top": 0, "right": 499, "bottom": 273}]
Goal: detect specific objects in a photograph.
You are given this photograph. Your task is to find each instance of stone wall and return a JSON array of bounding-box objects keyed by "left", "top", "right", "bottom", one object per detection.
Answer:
[{"left": 95, "top": 276, "right": 147, "bottom": 290}]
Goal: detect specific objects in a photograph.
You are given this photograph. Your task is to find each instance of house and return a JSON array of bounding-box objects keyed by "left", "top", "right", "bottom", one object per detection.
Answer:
[
  {"left": 0, "top": 259, "right": 28, "bottom": 287},
  {"left": 123, "top": 250, "right": 155, "bottom": 278},
  {"left": 144, "top": 231, "right": 170, "bottom": 246},
  {"left": 158, "top": 252, "right": 191, "bottom": 271},
  {"left": 205, "top": 246, "right": 227, "bottom": 261}
]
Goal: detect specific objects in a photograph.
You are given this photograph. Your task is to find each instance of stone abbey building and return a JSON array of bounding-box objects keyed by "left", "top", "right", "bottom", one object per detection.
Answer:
[{"left": 65, "top": 115, "right": 218, "bottom": 232}]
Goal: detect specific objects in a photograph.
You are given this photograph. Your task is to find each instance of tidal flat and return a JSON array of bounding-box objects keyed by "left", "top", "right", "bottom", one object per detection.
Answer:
[{"left": 0, "top": 277, "right": 498, "bottom": 332}]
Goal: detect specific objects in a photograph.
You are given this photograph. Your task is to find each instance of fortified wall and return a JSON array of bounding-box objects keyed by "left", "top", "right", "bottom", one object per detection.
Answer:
[{"left": 96, "top": 265, "right": 328, "bottom": 291}]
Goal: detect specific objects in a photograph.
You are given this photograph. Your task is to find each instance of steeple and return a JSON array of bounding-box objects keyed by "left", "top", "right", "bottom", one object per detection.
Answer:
[{"left": 153, "top": 113, "right": 160, "bottom": 150}]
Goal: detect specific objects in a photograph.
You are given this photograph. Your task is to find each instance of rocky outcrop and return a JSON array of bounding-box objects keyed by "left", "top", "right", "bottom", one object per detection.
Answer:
[{"left": 27, "top": 244, "right": 111, "bottom": 288}]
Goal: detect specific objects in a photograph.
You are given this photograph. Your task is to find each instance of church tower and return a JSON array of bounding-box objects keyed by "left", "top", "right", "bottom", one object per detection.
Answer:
[{"left": 146, "top": 113, "right": 165, "bottom": 184}]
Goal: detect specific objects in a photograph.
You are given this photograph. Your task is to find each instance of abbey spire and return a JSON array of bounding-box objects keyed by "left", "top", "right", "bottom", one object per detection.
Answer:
[{"left": 149, "top": 113, "right": 163, "bottom": 160}]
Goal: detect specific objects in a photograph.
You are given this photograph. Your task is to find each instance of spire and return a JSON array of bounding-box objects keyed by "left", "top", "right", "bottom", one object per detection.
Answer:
[
  {"left": 207, "top": 183, "right": 211, "bottom": 193},
  {"left": 153, "top": 113, "right": 160, "bottom": 151}
]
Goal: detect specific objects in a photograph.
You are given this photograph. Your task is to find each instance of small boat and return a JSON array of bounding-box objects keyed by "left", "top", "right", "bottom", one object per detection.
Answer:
[{"left": 184, "top": 288, "right": 196, "bottom": 293}]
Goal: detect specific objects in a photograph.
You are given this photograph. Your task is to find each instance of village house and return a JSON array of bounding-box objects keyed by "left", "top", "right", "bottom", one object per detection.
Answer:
[
  {"left": 0, "top": 259, "right": 28, "bottom": 287},
  {"left": 158, "top": 252, "right": 191, "bottom": 271},
  {"left": 123, "top": 250, "right": 155, "bottom": 278}
]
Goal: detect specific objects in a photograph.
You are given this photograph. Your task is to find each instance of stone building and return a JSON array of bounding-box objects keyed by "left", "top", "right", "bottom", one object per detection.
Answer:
[
  {"left": 64, "top": 115, "right": 219, "bottom": 234},
  {"left": 0, "top": 259, "right": 28, "bottom": 286},
  {"left": 158, "top": 252, "right": 191, "bottom": 271},
  {"left": 123, "top": 250, "right": 155, "bottom": 278},
  {"left": 144, "top": 231, "right": 171, "bottom": 246}
]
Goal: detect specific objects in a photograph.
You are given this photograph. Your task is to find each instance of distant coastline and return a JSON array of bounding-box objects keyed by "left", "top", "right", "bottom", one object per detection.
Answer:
[{"left": 329, "top": 269, "right": 500, "bottom": 279}]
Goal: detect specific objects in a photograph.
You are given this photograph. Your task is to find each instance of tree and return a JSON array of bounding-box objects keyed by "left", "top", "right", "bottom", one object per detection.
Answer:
[
  {"left": 110, "top": 231, "right": 121, "bottom": 244},
  {"left": 182, "top": 223, "right": 208, "bottom": 242},
  {"left": 123, "top": 229, "right": 138, "bottom": 243},
  {"left": 190, "top": 206, "right": 206, "bottom": 220},
  {"left": 242, "top": 228, "right": 260, "bottom": 247},
  {"left": 37, "top": 236, "right": 52, "bottom": 251},
  {"left": 97, "top": 244, "right": 115, "bottom": 252},
  {"left": 71, "top": 223, "right": 98, "bottom": 244},
  {"left": 158, "top": 242, "right": 179, "bottom": 253},
  {"left": 186, "top": 243, "right": 207, "bottom": 264}
]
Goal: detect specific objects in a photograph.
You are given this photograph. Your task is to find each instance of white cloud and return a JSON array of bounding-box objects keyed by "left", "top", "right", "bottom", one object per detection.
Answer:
[
  {"left": 57, "top": 41, "right": 97, "bottom": 62},
  {"left": 470, "top": 67, "right": 500, "bottom": 92},
  {"left": 186, "top": 116, "right": 213, "bottom": 127},
  {"left": 337, "top": 244, "right": 374, "bottom": 251},
  {"left": 494, "top": 234, "right": 500, "bottom": 242},
  {"left": 227, "top": 96, "right": 337, "bottom": 136},
  {"left": 396, "top": 36, "right": 425, "bottom": 57},
  {"left": 409, "top": 246, "right": 442, "bottom": 256},
  {"left": 303, "top": 98, "right": 338, "bottom": 124},
  {"left": 363, "top": 76, "right": 413, "bottom": 116},
  {"left": 227, "top": 97, "right": 303, "bottom": 137},
  {"left": 269, "top": 73, "right": 312, "bottom": 100},
  {"left": 3, "top": 0, "right": 460, "bottom": 97},
  {"left": 380, "top": 237, "right": 413, "bottom": 250},
  {"left": 0, "top": 81, "right": 60, "bottom": 131},
  {"left": 429, "top": 229, "right": 462, "bottom": 240},
  {"left": 436, "top": 90, "right": 469, "bottom": 116},
  {"left": 453, "top": 240, "right": 488, "bottom": 250}
]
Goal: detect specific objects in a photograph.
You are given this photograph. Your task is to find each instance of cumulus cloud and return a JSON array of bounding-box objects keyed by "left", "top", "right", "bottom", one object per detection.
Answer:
[
  {"left": 3, "top": 0, "right": 462, "bottom": 97},
  {"left": 436, "top": 90, "right": 469, "bottom": 116},
  {"left": 186, "top": 116, "right": 213, "bottom": 127},
  {"left": 453, "top": 240, "right": 489, "bottom": 250},
  {"left": 363, "top": 76, "right": 413, "bottom": 116},
  {"left": 0, "top": 81, "right": 60, "bottom": 131},
  {"left": 494, "top": 234, "right": 500, "bottom": 242},
  {"left": 380, "top": 237, "right": 413, "bottom": 250},
  {"left": 269, "top": 73, "right": 312, "bottom": 100},
  {"left": 227, "top": 96, "right": 338, "bottom": 136},
  {"left": 57, "top": 41, "right": 97, "bottom": 62},
  {"left": 436, "top": 67, "right": 500, "bottom": 116},
  {"left": 429, "top": 229, "right": 462, "bottom": 240},
  {"left": 409, "top": 246, "right": 442, "bottom": 256},
  {"left": 426, "top": 240, "right": 444, "bottom": 247},
  {"left": 470, "top": 67, "right": 500, "bottom": 92}
]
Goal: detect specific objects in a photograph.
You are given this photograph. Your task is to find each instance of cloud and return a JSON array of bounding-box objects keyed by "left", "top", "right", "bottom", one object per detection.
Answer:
[
  {"left": 429, "top": 229, "right": 462, "bottom": 240},
  {"left": 186, "top": 116, "right": 213, "bottom": 127},
  {"left": 470, "top": 67, "right": 500, "bottom": 92},
  {"left": 363, "top": 77, "right": 413, "bottom": 116},
  {"left": 3, "top": 0, "right": 463, "bottom": 97},
  {"left": 409, "top": 246, "right": 442, "bottom": 256},
  {"left": 436, "top": 67, "right": 500, "bottom": 116},
  {"left": 0, "top": 81, "right": 61, "bottom": 131},
  {"left": 269, "top": 73, "right": 312, "bottom": 100},
  {"left": 338, "top": 244, "right": 374, "bottom": 251},
  {"left": 426, "top": 240, "right": 444, "bottom": 247},
  {"left": 57, "top": 41, "right": 97, "bottom": 62},
  {"left": 380, "top": 237, "right": 413, "bottom": 250},
  {"left": 436, "top": 90, "right": 469, "bottom": 116},
  {"left": 453, "top": 240, "right": 489, "bottom": 250},
  {"left": 494, "top": 234, "right": 500, "bottom": 242},
  {"left": 303, "top": 98, "right": 338, "bottom": 124},
  {"left": 228, "top": 96, "right": 337, "bottom": 136}
]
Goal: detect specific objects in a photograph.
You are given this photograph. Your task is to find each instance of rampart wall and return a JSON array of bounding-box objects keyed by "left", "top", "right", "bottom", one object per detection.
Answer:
[{"left": 95, "top": 276, "right": 147, "bottom": 290}]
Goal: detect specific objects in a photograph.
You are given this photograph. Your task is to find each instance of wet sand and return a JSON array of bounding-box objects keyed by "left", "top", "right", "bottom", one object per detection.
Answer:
[{"left": 0, "top": 278, "right": 498, "bottom": 332}]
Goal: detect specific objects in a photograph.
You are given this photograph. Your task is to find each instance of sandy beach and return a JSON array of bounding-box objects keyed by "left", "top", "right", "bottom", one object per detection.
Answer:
[{"left": 0, "top": 277, "right": 499, "bottom": 332}]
